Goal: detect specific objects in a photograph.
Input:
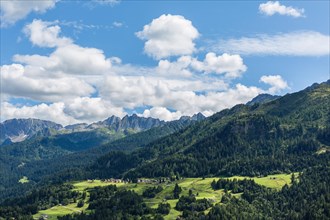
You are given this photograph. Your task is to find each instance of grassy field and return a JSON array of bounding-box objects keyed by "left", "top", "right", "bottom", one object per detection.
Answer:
[
  {"left": 34, "top": 204, "right": 83, "bottom": 220},
  {"left": 33, "top": 173, "right": 295, "bottom": 219},
  {"left": 228, "top": 173, "right": 296, "bottom": 190},
  {"left": 18, "top": 176, "right": 29, "bottom": 184}
]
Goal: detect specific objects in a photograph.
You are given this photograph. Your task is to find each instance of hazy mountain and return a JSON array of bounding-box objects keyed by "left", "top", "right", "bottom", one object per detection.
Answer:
[
  {"left": 64, "top": 123, "right": 89, "bottom": 132},
  {"left": 0, "top": 113, "right": 205, "bottom": 147},
  {"left": 87, "top": 114, "right": 165, "bottom": 131},
  {"left": 0, "top": 119, "right": 63, "bottom": 145}
]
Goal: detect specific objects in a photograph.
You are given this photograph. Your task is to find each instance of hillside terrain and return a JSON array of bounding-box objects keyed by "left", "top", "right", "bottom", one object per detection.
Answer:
[
  {"left": 0, "top": 114, "right": 167, "bottom": 147},
  {"left": 92, "top": 80, "right": 330, "bottom": 179},
  {"left": 32, "top": 173, "right": 294, "bottom": 220},
  {"left": 0, "top": 80, "right": 329, "bottom": 219},
  {"left": 0, "top": 114, "right": 204, "bottom": 202}
]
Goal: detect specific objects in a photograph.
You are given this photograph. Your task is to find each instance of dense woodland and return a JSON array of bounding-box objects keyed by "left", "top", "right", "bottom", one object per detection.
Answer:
[{"left": 0, "top": 81, "right": 329, "bottom": 219}]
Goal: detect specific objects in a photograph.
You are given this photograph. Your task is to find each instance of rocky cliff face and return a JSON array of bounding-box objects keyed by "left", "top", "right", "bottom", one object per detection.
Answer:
[
  {"left": 87, "top": 114, "right": 165, "bottom": 131},
  {"left": 0, "top": 118, "right": 63, "bottom": 145}
]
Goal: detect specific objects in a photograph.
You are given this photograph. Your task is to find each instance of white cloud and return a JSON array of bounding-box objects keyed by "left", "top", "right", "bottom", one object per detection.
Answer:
[
  {"left": 0, "top": 0, "right": 57, "bottom": 27},
  {"left": 260, "top": 75, "right": 288, "bottom": 94},
  {"left": 191, "top": 53, "right": 247, "bottom": 78},
  {"left": 1, "top": 80, "right": 265, "bottom": 125},
  {"left": 156, "top": 53, "right": 247, "bottom": 79},
  {"left": 0, "top": 18, "right": 290, "bottom": 125},
  {"left": 136, "top": 14, "right": 199, "bottom": 59},
  {"left": 46, "top": 44, "right": 112, "bottom": 74},
  {"left": 1, "top": 64, "right": 95, "bottom": 102},
  {"left": 0, "top": 102, "right": 77, "bottom": 126},
  {"left": 92, "top": 0, "right": 120, "bottom": 6},
  {"left": 14, "top": 45, "right": 112, "bottom": 76},
  {"left": 18, "top": 20, "right": 112, "bottom": 75},
  {"left": 112, "top": 21, "right": 123, "bottom": 28},
  {"left": 141, "top": 107, "right": 182, "bottom": 122},
  {"left": 212, "top": 31, "right": 330, "bottom": 56},
  {"left": 99, "top": 75, "right": 263, "bottom": 117},
  {"left": 24, "top": 19, "right": 72, "bottom": 48},
  {"left": 64, "top": 97, "right": 125, "bottom": 122},
  {"left": 157, "top": 56, "right": 193, "bottom": 78},
  {"left": 0, "top": 98, "right": 125, "bottom": 126},
  {"left": 259, "top": 1, "right": 305, "bottom": 18}
]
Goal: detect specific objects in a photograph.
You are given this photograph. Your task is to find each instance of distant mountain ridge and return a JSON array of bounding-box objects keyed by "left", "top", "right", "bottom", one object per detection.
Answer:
[
  {"left": 0, "top": 113, "right": 205, "bottom": 146},
  {"left": 86, "top": 114, "right": 165, "bottom": 131},
  {"left": 0, "top": 119, "right": 62, "bottom": 145}
]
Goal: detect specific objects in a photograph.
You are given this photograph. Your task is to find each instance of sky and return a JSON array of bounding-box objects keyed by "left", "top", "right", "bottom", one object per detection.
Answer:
[{"left": 0, "top": 0, "right": 329, "bottom": 125}]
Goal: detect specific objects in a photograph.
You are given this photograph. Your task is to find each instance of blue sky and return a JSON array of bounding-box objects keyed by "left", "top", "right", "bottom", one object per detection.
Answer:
[{"left": 1, "top": 0, "right": 329, "bottom": 125}]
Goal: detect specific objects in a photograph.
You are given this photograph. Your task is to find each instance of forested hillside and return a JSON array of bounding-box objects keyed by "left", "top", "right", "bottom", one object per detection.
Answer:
[
  {"left": 92, "top": 80, "right": 330, "bottom": 179},
  {"left": 0, "top": 115, "right": 203, "bottom": 202}
]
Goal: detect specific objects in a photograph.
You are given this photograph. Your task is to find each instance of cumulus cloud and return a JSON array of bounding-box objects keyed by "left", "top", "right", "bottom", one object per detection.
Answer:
[
  {"left": 0, "top": 17, "right": 290, "bottom": 125},
  {"left": 1, "top": 64, "right": 95, "bottom": 102},
  {"left": 259, "top": 1, "right": 305, "bottom": 18},
  {"left": 112, "top": 21, "right": 123, "bottom": 27},
  {"left": 141, "top": 107, "right": 182, "bottom": 121},
  {"left": 0, "top": 0, "right": 57, "bottom": 27},
  {"left": 64, "top": 97, "right": 125, "bottom": 122},
  {"left": 260, "top": 75, "right": 289, "bottom": 94},
  {"left": 92, "top": 0, "right": 120, "bottom": 6},
  {"left": 99, "top": 75, "right": 263, "bottom": 118},
  {"left": 157, "top": 56, "right": 193, "bottom": 78},
  {"left": 0, "top": 102, "right": 77, "bottom": 126},
  {"left": 156, "top": 53, "right": 247, "bottom": 79},
  {"left": 191, "top": 53, "right": 247, "bottom": 78},
  {"left": 136, "top": 14, "right": 199, "bottom": 59},
  {"left": 2, "top": 62, "right": 282, "bottom": 124},
  {"left": 212, "top": 31, "right": 330, "bottom": 56},
  {"left": 14, "top": 45, "right": 112, "bottom": 76},
  {"left": 24, "top": 19, "right": 72, "bottom": 47},
  {"left": 16, "top": 20, "right": 112, "bottom": 76},
  {"left": 1, "top": 98, "right": 125, "bottom": 126}
]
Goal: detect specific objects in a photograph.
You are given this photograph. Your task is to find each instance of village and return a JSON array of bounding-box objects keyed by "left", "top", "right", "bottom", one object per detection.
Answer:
[{"left": 86, "top": 177, "right": 178, "bottom": 184}]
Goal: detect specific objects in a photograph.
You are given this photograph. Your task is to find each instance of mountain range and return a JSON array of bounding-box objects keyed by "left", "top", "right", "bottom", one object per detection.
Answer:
[{"left": 0, "top": 113, "right": 205, "bottom": 147}]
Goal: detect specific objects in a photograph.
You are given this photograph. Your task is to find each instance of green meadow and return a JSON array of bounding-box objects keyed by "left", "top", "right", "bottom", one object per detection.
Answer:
[
  {"left": 33, "top": 173, "right": 295, "bottom": 219},
  {"left": 18, "top": 176, "right": 29, "bottom": 184}
]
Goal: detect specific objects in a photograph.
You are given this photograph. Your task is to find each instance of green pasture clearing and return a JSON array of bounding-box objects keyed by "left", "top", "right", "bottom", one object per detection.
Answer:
[
  {"left": 33, "top": 203, "right": 85, "bottom": 220},
  {"left": 18, "top": 176, "right": 29, "bottom": 184},
  {"left": 34, "top": 173, "right": 295, "bottom": 219},
  {"left": 228, "top": 173, "right": 296, "bottom": 190},
  {"left": 72, "top": 179, "right": 124, "bottom": 192}
]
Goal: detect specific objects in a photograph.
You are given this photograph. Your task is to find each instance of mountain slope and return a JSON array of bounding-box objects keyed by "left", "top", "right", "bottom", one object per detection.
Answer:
[
  {"left": 0, "top": 114, "right": 205, "bottom": 202},
  {"left": 88, "top": 114, "right": 165, "bottom": 131},
  {"left": 0, "top": 114, "right": 165, "bottom": 146},
  {"left": 92, "top": 80, "right": 330, "bottom": 179},
  {"left": 0, "top": 119, "right": 62, "bottom": 145},
  {"left": 246, "top": 93, "right": 280, "bottom": 106}
]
